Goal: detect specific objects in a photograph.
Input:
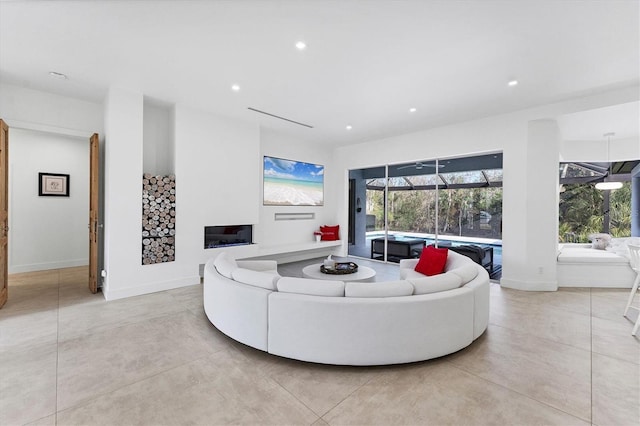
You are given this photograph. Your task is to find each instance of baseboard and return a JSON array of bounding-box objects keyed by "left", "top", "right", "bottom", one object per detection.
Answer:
[
  {"left": 9, "top": 259, "right": 89, "bottom": 274},
  {"left": 102, "top": 275, "right": 201, "bottom": 301},
  {"left": 558, "top": 281, "right": 633, "bottom": 288}
]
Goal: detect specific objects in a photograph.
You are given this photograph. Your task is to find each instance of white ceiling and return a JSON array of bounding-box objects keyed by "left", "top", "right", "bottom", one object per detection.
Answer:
[{"left": 0, "top": 0, "right": 638, "bottom": 146}]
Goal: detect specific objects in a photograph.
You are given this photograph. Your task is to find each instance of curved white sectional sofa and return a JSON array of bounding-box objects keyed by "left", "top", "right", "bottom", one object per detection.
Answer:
[{"left": 204, "top": 251, "right": 490, "bottom": 366}]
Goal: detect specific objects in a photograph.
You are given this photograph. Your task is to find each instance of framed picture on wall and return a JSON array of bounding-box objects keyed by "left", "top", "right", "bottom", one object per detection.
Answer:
[
  {"left": 263, "top": 156, "right": 324, "bottom": 206},
  {"left": 38, "top": 172, "right": 70, "bottom": 197}
]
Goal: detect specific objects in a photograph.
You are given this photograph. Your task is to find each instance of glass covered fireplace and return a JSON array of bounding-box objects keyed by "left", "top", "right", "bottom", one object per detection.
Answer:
[{"left": 204, "top": 225, "right": 253, "bottom": 249}]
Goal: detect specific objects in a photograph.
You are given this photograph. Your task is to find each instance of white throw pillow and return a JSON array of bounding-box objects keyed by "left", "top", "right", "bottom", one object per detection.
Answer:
[
  {"left": 589, "top": 233, "right": 611, "bottom": 250},
  {"left": 345, "top": 280, "right": 414, "bottom": 298},
  {"left": 277, "top": 277, "right": 345, "bottom": 297},
  {"left": 408, "top": 272, "right": 462, "bottom": 295},
  {"left": 231, "top": 267, "right": 279, "bottom": 290},
  {"left": 449, "top": 264, "right": 478, "bottom": 283},
  {"left": 213, "top": 252, "right": 237, "bottom": 279}
]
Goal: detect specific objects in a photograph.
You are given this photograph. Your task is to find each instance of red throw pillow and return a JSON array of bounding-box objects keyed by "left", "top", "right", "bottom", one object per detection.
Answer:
[
  {"left": 320, "top": 225, "right": 340, "bottom": 241},
  {"left": 414, "top": 245, "right": 448, "bottom": 276}
]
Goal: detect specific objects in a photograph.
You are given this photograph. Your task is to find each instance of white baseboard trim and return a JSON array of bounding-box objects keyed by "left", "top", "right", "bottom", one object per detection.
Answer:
[
  {"left": 499, "top": 277, "right": 558, "bottom": 291},
  {"left": 559, "top": 281, "right": 633, "bottom": 288},
  {"left": 9, "top": 259, "right": 89, "bottom": 274},
  {"left": 102, "top": 275, "right": 201, "bottom": 301}
]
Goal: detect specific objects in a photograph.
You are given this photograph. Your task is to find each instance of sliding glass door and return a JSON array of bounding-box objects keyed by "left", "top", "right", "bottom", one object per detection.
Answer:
[{"left": 348, "top": 153, "right": 503, "bottom": 278}]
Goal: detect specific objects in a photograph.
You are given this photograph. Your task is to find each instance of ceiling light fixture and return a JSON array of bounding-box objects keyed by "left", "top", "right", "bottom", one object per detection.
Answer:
[
  {"left": 409, "top": 107, "right": 417, "bottom": 113},
  {"left": 49, "top": 71, "right": 67, "bottom": 79},
  {"left": 231, "top": 84, "right": 240, "bottom": 92},
  {"left": 346, "top": 125, "right": 352, "bottom": 131},
  {"left": 595, "top": 132, "right": 623, "bottom": 191},
  {"left": 507, "top": 80, "right": 518, "bottom": 87},
  {"left": 295, "top": 41, "right": 307, "bottom": 50}
]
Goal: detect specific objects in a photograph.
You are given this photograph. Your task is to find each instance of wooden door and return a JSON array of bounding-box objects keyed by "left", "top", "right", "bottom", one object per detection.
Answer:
[
  {"left": 0, "top": 120, "right": 8, "bottom": 308},
  {"left": 88, "top": 133, "right": 99, "bottom": 293}
]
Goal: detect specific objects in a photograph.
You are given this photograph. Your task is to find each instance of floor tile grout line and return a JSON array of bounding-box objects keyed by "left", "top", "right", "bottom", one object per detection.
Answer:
[
  {"left": 488, "top": 321, "right": 593, "bottom": 355},
  {"left": 445, "top": 359, "right": 591, "bottom": 424},
  {"left": 318, "top": 373, "right": 380, "bottom": 423},
  {"left": 268, "top": 375, "right": 323, "bottom": 421},
  {"left": 54, "top": 351, "right": 216, "bottom": 418}
]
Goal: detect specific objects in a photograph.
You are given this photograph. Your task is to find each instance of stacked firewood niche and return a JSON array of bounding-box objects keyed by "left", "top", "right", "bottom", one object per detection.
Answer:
[{"left": 142, "top": 174, "right": 176, "bottom": 264}]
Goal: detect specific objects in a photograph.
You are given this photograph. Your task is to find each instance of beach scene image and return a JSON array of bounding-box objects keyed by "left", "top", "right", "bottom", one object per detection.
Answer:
[{"left": 264, "top": 156, "right": 324, "bottom": 206}]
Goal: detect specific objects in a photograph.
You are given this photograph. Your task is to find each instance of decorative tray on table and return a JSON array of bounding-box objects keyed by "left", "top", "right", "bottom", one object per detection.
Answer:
[{"left": 320, "top": 262, "right": 359, "bottom": 275}]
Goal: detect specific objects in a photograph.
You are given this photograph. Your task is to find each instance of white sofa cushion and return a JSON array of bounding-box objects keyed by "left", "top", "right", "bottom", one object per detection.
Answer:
[
  {"left": 558, "top": 245, "right": 630, "bottom": 264},
  {"left": 277, "top": 277, "right": 345, "bottom": 297},
  {"left": 345, "top": 280, "right": 414, "bottom": 298},
  {"left": 237, "top": 260, "right": 278, "bottom": 272},
  {"left": 408, "top": 272, "right": 462, "bottom": 295},
  {"left": 231, "top": 267, "right": 280, "bottom": 290},
  {"left": 213, "top": 252, "right": 237, "bottom": 279},
  {"left": 444, "top": 251, "right": 471, "bottom": 271},
  {"left": 449, "top": 264, "right": 479, "bottom": 282}
]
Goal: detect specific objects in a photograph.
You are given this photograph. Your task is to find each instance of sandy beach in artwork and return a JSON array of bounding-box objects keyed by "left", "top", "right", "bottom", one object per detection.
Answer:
[{"left": 264, "top": 178, "right": 323, "bottom": 206}]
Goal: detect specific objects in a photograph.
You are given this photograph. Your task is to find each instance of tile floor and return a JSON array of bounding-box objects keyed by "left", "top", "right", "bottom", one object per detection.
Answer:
[{"left": 1, "top": 259, "right": 638, "bottom": 425}]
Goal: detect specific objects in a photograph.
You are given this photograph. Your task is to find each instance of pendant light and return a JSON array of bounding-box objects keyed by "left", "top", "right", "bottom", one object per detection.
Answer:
[{"left": 595, "top": 132, "right": 623, "bottom": 191}]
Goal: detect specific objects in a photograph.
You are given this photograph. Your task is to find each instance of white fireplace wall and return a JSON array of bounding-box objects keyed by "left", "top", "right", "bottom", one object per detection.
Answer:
[{"left": 258, "top": 127, "right": 338, "bottom": 247}]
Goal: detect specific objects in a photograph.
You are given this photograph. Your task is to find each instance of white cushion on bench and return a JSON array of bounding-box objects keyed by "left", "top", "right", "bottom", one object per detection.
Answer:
[{"left": 558, "top": 246, "right": 629, "bottom": 264}]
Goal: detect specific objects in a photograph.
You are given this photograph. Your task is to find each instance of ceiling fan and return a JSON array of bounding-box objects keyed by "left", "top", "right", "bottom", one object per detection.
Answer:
[{"left": 396, "top": 161, "right": 445, "bottom": 170}]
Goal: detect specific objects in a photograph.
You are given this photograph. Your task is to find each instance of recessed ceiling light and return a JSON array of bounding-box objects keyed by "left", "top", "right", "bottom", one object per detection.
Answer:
[
  {"left": 507, "top": 80, "right": 518, "bottom": 87},
  {"left": 295, "top": 41, "right": 307, "bottom": 50},
  {"left": 231, "top": 84, "right": 240, "bottom": 92},
  {"left": 49, "top": 71, "right": 67, "bottom": 80},
  {"left": 409, "top": 107, "right": 417, "bottom": 113},
  {"left": 346, "top": 125, "right": 352, "bottom": 131}
]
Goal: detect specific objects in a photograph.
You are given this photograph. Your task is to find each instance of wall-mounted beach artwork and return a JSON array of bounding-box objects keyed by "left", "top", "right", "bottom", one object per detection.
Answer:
[{"left": 263, "top": 156, "right": 324, "bottom": 206}]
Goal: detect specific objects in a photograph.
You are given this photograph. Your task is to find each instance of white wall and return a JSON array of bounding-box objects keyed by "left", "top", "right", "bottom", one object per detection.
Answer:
[
  {"left": 258, "top": 127, "right": 338, "bottom": 247},
  {"left": 0, "top": 83, "right": 103, "bottom": 137},
  {"left": 561, "top": 136, "right": 640, "bottom": 162},
  {"left": 8, "top": 128, "right": 89, "bottom": 273},
  {"left": 173, "top": 104, "right": 261, "bottom": 267},
  {"left": 143, "top": 101, "right": 173, "bottom": 175}
]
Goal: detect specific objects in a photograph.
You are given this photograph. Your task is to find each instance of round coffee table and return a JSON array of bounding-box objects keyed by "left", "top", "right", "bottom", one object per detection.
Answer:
[{"left": 302, "top": 264, "right": 376, "bottom": 282}]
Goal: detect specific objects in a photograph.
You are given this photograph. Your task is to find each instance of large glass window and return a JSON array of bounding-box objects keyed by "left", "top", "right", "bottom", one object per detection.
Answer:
[
  {"left": 559, "top": 181, "right": 632, "bottom": 241},
  {"left": 558, "top": 160, "right": 638, "bottom": 242},
  {"left": 348, "top": 153, "right": 503, "bottom": 278}
]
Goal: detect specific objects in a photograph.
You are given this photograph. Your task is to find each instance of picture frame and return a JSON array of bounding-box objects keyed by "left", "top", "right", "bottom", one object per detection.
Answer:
[
  {"left": 263, "top": 156, "right": 324, "bottom": 206},
  {"left": 38, "top": 172, "right": 70, "bottom": 197}
]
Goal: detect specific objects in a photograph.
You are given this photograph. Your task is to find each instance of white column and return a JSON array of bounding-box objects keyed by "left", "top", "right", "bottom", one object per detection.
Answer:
[
  {"left": 102, "top": 87, "right": 145, "bottom": 295},
  {"left": 501, "top": 119, "right": 559, "bottom": 291}
]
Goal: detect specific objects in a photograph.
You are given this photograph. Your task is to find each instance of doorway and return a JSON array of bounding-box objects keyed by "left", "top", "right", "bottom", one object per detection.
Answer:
[{"left": 1, "top": 123, "right": 99, "bottom": 309}]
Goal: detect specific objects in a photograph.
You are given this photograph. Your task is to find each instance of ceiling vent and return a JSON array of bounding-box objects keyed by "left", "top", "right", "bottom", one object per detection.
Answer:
[{"left": 247, "top": 107, "right": 313, "bottom": 129}]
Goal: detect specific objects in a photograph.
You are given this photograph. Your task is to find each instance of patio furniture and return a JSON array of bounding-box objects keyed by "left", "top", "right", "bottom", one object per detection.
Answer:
[
  {"left": 623, "top": 244, "right": 640, "bottom": 336},
  {"left": 371, "top": 237, "right": 426, "bottom": 262},
  {"left": 448, "top": 245, "right": 494, "bottom": 273}
]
